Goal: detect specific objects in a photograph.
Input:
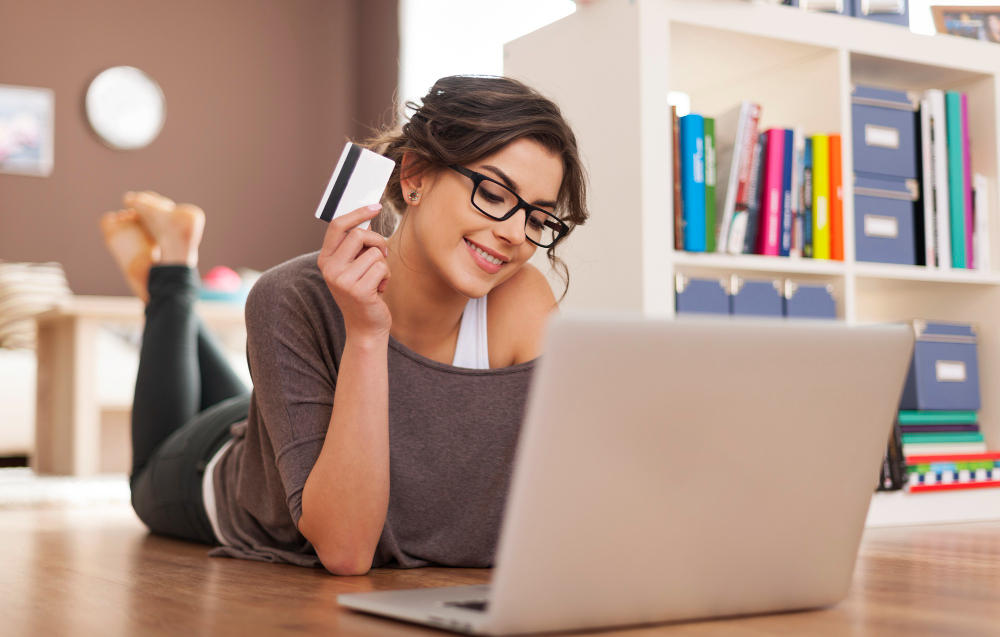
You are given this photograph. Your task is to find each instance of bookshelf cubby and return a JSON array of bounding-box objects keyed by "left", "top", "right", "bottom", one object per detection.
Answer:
[{"left": 506, "top": 0, "right": 1000, "bottom": 525}]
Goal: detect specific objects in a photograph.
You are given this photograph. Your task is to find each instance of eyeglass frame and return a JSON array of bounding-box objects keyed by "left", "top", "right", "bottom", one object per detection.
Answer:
[{"left": 448, "top": 164, "right": 569, "bottom": 248}]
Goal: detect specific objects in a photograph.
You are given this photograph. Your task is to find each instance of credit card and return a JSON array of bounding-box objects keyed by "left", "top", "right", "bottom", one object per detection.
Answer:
[{"left": 315, "top": 142, "right": 396, "bottom": 230}]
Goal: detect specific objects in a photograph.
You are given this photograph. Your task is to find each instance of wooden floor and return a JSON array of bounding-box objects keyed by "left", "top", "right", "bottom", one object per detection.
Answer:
[{"left": 3, "top": 505, "right": 1000, "bottom": 636}]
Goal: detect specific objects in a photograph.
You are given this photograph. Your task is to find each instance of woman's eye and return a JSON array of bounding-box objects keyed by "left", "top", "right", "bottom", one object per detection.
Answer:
[{"left": 527, "top": 216, "right": 545, "bottom": 230}]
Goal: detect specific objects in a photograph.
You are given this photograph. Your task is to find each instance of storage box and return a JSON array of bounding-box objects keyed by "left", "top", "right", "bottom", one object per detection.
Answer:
[
  {"left": 899, "top": 321, "right": 981, "bottom": 411},
  {"left": 675, "top": 275, "right": 730, "bottom": 315},
  {"left": 851, "top": 0, "right": 908, "bottom": 27},
  {"left": 788, "top": 0, "right": 851, "bottom": 16},
  {"left": 854, "top": 174, "right": 919, "bottom": 265},
  {"left": 731, "top": 277, "right": 783, "bottom": 317},
  {"left": 851, "top": 85, "right": 919, "bottom": 180},
  {"left": 782, "top": 281, "right": 837, "bottom": 319}
]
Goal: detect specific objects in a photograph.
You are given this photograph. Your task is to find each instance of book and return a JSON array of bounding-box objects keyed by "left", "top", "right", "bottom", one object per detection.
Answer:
[
  {"left": 928, "top": 90, "right": 952, "bottom": 270},
  {"left": 780, "top": 129, "right": 794, "bottom": 257},
  {"left": 962, "top": 93, "right": 974, "bottom": 268},
  {"left": 803, "top": 137, "right": 813, "bottom": 258},
  {"left": 704, "top": 117, "right": 717, "bottom": 253},
  {"left": 946, "top": 91, "right": 966, "bottom": 268},
  {"left": 906, "top": 451, "right": 1000, "bottom": 463},
  {"left": 790, "top": 127, "right": 804, "bottom": 258},
  {"left": 900, "top": 425, "right": 981, "bottom": 433},
  {"left": 898, "top": 410, "right": 978, "bottom": 425},
  {"left": 919, "top": 98, "right": 937, "bottom": 268},
  {"left": 742, "top": 133, "right": 767, "bottom": 254},
  {"left": 974, "top": 173, "right": 990, "bottom": 271},
  {"left": 829, "top": 133, "right": 843, "bottom": 261},
  {"left": 672, "top": 105, "right": 684, "bottom": 251},
  {"left": 757, "top": 128, "right": 785, "bottom": 256},
  {"left": 715, "top": 101, "right": 758, "bottom": 253},
  {"left": 680, "top": 114, "right": 706, "bottom": 252},
  {"left": 811, "top": 134, "right": 830, "bottom": 260},
  {"left": 901, "top": 432, "right": 985, "bottom": 444},
  {"left": 903, "top": 442, "right": 988, "bottom": 456}
]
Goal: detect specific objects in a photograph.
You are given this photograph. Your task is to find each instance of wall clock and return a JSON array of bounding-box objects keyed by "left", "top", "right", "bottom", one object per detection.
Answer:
[{"left": 85, "top": 66, "right": 165, "bottom": 150}]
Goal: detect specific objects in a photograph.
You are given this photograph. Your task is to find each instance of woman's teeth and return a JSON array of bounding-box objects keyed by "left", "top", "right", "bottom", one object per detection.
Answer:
[{"left": 467, "top": 240, "right": 503, "bottom": 265}]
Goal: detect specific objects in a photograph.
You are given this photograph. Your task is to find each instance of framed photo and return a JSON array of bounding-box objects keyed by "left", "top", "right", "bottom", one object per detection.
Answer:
[
  {"left": 932, "top": 6, "right": 1000, "bottom": 42},
  {"left": 0, "top": 84, "right": 54, "bottom": 177}
]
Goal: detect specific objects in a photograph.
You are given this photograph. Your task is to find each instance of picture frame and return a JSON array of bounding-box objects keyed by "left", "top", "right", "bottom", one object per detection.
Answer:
[
  {"left": 0, "top": 84, "right": 54, "bottom": 177},
  {"left": 932, "top": 5, "right": 1000, "bottom": 42}
]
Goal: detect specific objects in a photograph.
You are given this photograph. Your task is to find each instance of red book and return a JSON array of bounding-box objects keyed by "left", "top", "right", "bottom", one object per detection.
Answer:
[
  {"left": 757, "top": 128, "right": 785, "bottom": 256},
  {"left": 735, "top": 105, "right": 761, "bottom": 208},
  {"left": 672, "top": 105, "right": 683, "bottom": 250},
  {"left": 905, "top": 452, "right": 1000, "bottom": 463},
  {"left": 829, "top": 134, "right": 844, "bottom": 261}
]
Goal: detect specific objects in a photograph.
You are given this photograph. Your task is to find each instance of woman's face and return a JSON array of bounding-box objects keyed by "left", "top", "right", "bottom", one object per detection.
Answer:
[{"left": 406, "top": 138, "right": 564, "bottom": 299}]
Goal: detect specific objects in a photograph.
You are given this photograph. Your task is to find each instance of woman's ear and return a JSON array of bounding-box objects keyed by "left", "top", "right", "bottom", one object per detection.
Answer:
[{"left": 399, "top": 152, "right": 427, "bottom": 207}]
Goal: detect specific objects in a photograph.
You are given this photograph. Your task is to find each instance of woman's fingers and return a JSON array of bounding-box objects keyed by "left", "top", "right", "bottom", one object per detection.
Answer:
[
  {"left": 320, "top": 204, "right": 383, "bottom": 257},
  {"left": 324, "top": 227, "right": 388, "bottom": 271},
  {"left": 337, "top": 246, "right": 388, "bottom": 290}
]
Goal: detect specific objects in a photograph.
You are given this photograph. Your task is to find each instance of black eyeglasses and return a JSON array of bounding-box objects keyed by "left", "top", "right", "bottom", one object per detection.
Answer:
[{"left": 449, "top": 165, "right": 569, "bottom": 248}]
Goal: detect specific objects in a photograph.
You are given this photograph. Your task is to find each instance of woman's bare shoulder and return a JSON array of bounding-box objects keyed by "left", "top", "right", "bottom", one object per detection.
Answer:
[{"left": 487, "top": 263, "right": 558, "bottom": 366}]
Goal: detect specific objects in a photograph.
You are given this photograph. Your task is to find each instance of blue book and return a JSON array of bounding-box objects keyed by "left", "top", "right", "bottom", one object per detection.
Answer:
[
  {"left": 680, "top": 114, "right": 706, "bottom": 252},
  {"left": 803, "top": 137, "right": 814, "bottom": 258},
  {"left": 780, "top": 129, "right": 794, "bottom": 257}
]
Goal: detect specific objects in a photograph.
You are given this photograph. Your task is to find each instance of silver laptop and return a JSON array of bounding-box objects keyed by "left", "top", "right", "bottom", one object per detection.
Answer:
[{"left": 338, "top": 316, "right": 914, "bottom": 635}]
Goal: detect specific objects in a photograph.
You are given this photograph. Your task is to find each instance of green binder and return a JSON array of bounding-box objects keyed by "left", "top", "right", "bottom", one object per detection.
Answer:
[
  {"left": 945, "top": 91, "right": 966, "bottom": 268},
  {"left": 898, "top": 410, "right": 978, "bottom": 425},
  {"left": 704, "top": 117, "right": 717, "bottom": 253}
]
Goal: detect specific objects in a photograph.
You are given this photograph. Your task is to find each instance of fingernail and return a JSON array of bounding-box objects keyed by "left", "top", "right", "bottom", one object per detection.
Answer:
[{"left": 367, "top": 204, "right": 382, "bottom": 212}]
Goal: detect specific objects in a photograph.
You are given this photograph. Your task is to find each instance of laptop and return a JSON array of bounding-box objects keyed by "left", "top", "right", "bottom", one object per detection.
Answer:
[{"left": 338, "top": 316, "right": 914, "bottom": 635}]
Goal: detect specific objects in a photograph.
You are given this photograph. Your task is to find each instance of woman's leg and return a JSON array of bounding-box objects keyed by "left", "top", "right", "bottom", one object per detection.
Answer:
[{"left": 197, "top": 321, "right": 248, "bottom": 411}]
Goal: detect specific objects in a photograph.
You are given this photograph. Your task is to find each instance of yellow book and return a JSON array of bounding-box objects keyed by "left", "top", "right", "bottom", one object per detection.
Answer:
[{"left": 811, "top": 134, "right": 830, "bottom": 260}]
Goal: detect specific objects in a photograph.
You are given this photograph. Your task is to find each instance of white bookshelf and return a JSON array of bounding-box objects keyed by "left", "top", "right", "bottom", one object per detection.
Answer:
[{"left": 505, "top": 0, "right": 1000, "bottom": 525}]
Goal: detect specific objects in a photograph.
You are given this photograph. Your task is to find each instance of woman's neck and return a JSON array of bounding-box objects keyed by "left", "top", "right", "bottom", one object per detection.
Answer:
[{"left": 383, "top": 229, "right": 468, "bottom": 362}]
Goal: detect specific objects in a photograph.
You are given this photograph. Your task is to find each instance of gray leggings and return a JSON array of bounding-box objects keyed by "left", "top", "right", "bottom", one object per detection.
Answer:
[{"left": 129, "top": 265, "right": 250, "bottom": 544}]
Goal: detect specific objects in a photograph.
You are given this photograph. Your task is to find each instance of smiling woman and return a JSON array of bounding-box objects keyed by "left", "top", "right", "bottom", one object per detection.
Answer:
[{"left": 117, "top": 75, "right": 590, "bottom": 577}]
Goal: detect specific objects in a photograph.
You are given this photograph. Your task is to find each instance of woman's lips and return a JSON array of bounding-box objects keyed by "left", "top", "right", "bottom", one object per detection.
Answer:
[{"left": 465, "top": 238, "right": 504, "bottom": 274}]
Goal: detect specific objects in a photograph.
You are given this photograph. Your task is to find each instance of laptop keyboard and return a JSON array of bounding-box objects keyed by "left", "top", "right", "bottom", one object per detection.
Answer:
[{"left": 444, "top": 599, "right": 489, "bottom": 612}]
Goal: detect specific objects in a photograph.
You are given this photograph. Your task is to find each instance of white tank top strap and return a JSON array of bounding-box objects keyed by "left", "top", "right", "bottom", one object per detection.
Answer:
[{"left": 452, "top": 296, "right": 490, "bottom": 369}]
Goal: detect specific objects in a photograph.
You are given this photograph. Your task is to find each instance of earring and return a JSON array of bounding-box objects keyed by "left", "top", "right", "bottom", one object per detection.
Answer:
[{"left": 408, "top": 190, "right": 420, "bottom": 203}]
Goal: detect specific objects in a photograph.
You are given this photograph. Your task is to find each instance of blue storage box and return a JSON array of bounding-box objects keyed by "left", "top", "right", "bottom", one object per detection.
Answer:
[
  {"left": 731, "top": 278, "right": 783, "bottom": 317},
  {"left": 675, "top": 275, "right": 730, "bottom": 315},
  {"left": 851, "top": 0, "right": 908, "bottom": 27},
  {"left": 851, "top": 85, "right": 919, "bottom": 180},
  {"left": 854, "top": 174, "right": 919, "bottom": 265},
  {"left": 782, "top": 281, "right": 837, "bottom": 319},
  {"left": 899, "top": 321, "right": 981, "bottom": 411}
]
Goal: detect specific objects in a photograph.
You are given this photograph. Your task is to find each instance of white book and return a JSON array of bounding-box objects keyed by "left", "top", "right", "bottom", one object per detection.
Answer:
[
  {"left": 919, "top": 99, "right": 936, "bottom": 268},
  {"left": 928, "top": 89, "right": 952, "bottom": 270},
  {"left": 904, "top": 442, "right": 988, "bottom": 457},
  {"left": 974, "top": 173, "right": 990, "bottom": 271},
  {"left": 727, "top": 211, "right": 749, "bottom": 254},
  {"left": 790, "top": 126, "right": 804, "bottom": 258},
  {"left": 714, "top": 101, "right": 752, "bottom": 253}
]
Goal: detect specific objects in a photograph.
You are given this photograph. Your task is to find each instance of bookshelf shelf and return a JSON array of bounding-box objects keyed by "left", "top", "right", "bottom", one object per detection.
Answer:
[
  {"left": 867, "top": 488, "right": 1000, "bottom": 527},
  {"left": 507, "top": 0, "right": 1000, "bottom": 525},
  {"left": 673, "top": 252, "right": 846, "bottom": 278}
]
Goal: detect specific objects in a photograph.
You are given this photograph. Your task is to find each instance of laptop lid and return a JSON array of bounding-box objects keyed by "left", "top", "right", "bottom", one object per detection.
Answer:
[{"left": 485, "top": 317, "right": 913, "bottom": 635}]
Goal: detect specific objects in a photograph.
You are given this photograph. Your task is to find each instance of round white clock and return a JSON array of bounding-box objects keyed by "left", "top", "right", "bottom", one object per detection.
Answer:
[{"left": 85, "top": 66, "right": 165, "bottom": 150}]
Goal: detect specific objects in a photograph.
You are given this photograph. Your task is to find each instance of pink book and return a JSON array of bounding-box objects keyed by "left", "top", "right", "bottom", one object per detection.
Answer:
[
  {"left": 757, "top": 128, "right": 785, "bottom": 256},
  {"left": 962, "top": 94, "right": 975, "bottom": 268}
]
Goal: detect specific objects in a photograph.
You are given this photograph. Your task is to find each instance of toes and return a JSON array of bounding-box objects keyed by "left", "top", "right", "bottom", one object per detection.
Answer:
[{"left": 124, "top": 190, "right": 175, "bottom": 215}]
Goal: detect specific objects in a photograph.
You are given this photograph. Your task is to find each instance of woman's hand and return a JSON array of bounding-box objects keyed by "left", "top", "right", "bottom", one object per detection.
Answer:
[{"left": 317, "top": 205, "right": 392, "bottom": 342}]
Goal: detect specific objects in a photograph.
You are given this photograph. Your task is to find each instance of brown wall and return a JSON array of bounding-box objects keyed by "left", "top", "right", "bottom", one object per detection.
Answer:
[{"left": 0, "top": 0, "right": 398, "bottom": 295}]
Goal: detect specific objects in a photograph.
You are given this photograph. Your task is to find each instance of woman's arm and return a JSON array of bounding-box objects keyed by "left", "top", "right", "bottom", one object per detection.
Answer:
[{"left": 297, "top": 205, "right": 393, "bottom": 576}]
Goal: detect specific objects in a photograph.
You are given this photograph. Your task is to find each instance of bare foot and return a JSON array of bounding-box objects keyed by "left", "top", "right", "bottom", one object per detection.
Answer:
[
  {"left": 101, "top": 209, "right": 159, "bottom": 302},
  {"left": 124, "top": 191, "right": 205, "bottom": 267}
]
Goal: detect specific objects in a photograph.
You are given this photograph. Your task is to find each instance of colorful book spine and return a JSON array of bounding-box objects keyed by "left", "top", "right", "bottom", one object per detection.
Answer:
[
  {"left": 962, "top": 93, "right": 974, "bottom": 268},
  {"left": 946, "top": 91, "right": 967, "bottom": 268},
  {"left": 791, "top": 127, "right": 804, "bottom": 258},
  {"left": 780, "top": 129, "right": 794, "bottom": 257},
  {"left": 680, "top": 114, "right": 706, "bottom": 252},
  {"left": 742, "top": 133, "right": 767, "bottom": 254},
  {"left": 704, "top": 117, "right": 717, "bottom": 253},
  {"left": 811, "top": 134, "right": 830, "bottom": 260},
  {"left": 898, "top": 410, "right": 978, "bottom": 425},
  {"left": 829, "top": 133, "right": 844, "bottom": 261},
  {"left": 803, "top": 137, "right": 814, "bottom": 258},
  {"left": 758, "top": 128, "right": 785, "bottom": 256},
  {"left": 901, "top": 432, "right": 984, "bottom": 444},
  {"left": 672, "top": 105, "right": 684, "bottom": 251},
  {"left": 929, "top": 90, "right": 951, "bottom": 270},
  {"left": 900, "top": 425, "right": 980, "bottom": 433}
]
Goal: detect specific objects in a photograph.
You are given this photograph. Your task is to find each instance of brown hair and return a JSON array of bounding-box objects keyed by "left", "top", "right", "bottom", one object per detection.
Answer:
[{"left": 362, "top": 75, "right": 588, "bottom": 299}]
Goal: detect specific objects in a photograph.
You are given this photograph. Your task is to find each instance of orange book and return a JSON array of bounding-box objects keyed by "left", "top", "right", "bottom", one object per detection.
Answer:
[{"left": 829, "top": 134, "right": 844, "bottom": 261}]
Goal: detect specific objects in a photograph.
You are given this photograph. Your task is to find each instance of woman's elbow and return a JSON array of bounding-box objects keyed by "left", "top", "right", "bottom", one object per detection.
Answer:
[{"left": 317, "top": 546, "right": 373, "bottom": 576}]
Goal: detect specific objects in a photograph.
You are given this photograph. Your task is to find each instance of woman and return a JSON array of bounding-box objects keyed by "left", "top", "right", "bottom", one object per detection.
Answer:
[{"left": 103, "top": 75, "right": 588, "bottom": 576}]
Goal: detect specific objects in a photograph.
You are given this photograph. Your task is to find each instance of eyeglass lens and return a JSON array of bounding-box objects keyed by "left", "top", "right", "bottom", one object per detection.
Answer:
[{"left": 473, "top": 180, "right": 561, "bottom": 246}]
